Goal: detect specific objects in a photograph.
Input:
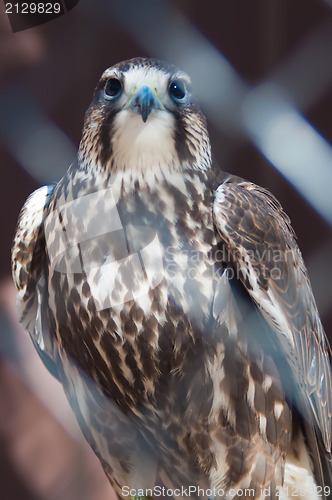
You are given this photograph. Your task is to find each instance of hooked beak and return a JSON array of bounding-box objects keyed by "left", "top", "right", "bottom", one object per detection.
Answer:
[{"left": 128, "top": 85, "right": 162, "bottom": 122}]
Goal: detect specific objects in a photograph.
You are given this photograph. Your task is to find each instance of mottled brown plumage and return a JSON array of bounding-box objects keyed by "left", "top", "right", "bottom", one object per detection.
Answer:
[{"left": 12, "top": 58, "right": 331, "bottom": 499}]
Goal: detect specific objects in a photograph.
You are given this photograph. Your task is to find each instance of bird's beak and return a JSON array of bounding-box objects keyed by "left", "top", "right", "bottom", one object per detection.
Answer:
[{"left": 127, "top": 85, "right": 163, "bottom": 123}]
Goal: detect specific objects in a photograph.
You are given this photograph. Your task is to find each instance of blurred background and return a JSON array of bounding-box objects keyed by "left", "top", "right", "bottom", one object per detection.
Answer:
[{"left": 0, "top": 0, "right": 331, "bottom": 498}]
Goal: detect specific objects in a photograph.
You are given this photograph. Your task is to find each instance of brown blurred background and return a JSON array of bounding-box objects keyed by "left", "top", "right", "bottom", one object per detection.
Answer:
[{"left": 0, "top": 0, "right": 331, "bottom": 498}]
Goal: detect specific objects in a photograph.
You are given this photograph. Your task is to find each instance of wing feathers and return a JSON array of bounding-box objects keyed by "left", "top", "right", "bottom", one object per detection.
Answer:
[
  {"left": 12, "top": 185, "right": 58, "bottom": 370},
  {"left": 213, "top": 178, "right": 332, "bottom": 454}
]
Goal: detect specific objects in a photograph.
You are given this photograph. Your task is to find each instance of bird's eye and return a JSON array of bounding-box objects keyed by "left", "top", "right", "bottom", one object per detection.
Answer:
[
  {"left": 105, "top": 78, "right": 122, "bottom": 98},
  {"left": 169, "top": 80, "right": 186, "bottom": 101}
]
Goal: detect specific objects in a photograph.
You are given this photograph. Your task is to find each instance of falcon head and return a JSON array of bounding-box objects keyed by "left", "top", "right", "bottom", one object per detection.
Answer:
[{"left": 79, "top": 57, "right": 211, "bottom": 174}]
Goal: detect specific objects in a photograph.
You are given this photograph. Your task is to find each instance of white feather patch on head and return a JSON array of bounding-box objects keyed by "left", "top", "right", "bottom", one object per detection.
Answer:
[{"left": 121, "top": 66, "right": 170, "bottom": 98}]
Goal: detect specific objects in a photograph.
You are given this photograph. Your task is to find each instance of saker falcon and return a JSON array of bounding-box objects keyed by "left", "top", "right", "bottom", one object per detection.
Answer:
[{"left": 12, "top": 58, "right": 332, "bottom": 499}]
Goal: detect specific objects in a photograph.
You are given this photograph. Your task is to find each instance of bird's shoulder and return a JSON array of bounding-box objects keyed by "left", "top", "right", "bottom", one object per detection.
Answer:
[{"left": 12, "top": 184, "right": 54, "bottom": 294}]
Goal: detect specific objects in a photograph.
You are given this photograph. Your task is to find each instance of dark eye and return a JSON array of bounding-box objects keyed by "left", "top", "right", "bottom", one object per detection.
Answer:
[
  {"left": 169, "top": 80, "right": 186, "bottom": 100},
  {"left": 105, "top": 78, "right": 122, "bottom": 98}
]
